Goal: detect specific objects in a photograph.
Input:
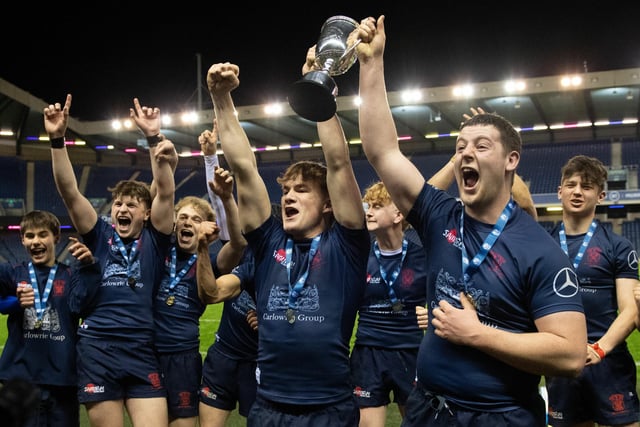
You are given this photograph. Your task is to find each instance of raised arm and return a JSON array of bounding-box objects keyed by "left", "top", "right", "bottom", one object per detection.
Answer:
[
  {"left": 196, "top": 220, "right": 242, "bottom": 304},
  {"left": 46, "top": 94, "right": 98, "bottom": 234},
  {"left": 207, "top": 62, "right": 271, "bottom": 233},
  {"left": 199, "top": 120, "right": 229, "bottom": 241},
  {"left": 129, "top": 98, "right": 176, "bottom": 235},
  {"left": 207, "top": 166, "right": 247, "bottom": 273},
  {"left": 354, "top": 16, "right": 425, "bottom": 216},
  {"left": 301, "top": 46, "right": 365, "bottom": 229}
]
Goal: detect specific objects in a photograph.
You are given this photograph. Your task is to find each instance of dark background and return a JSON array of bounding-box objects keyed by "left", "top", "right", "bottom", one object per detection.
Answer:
[{"left": 3, "top": 6, "right": 639, "bottom": 121}]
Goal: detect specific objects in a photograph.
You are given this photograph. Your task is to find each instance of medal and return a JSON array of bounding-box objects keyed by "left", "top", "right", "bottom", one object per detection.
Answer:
[
  {"left": 34, "top": 320, "right": 42, "bottom": 329},
  {"left": 392, "top": 301, "right": 404, "bottom": 312},
  {"left": 286, "top": 308, "right": 296, "bottom": 324},
  {"left": 166, "top": 295, "right": 175, "bottom": 306},
  {"left": 128, "top": 277, "right": 136, "bottom": 288},
  {"left": 465, "top": 292, "right": 476, "bottom": 309}
]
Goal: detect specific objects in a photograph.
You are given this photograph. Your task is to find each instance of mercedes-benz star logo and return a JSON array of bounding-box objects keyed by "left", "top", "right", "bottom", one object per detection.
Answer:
[{"left": 553, "top": 267, "right": 579, "bottom": 298}]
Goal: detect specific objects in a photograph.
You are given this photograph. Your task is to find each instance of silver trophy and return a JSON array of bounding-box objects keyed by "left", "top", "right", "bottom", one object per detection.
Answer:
[{"left": 288, "top": 15, "right": 359, "bottom": 122}]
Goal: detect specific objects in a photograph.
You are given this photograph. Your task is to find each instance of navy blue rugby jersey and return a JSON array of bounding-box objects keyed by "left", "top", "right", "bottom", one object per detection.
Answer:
[
  {"left": 550, "top": 220, "right": 639, "bottom": 340},
  {"left": 153, "top": 247, "right": 220, "bottom": 353},
  {"left": 213, "top": 253, "right": 258, "bottom": 360},
  {"left": 246, "top": 215, "right": 370, "bottom": 406},
  {"left": 355, "top": 236, "right": 427, "bottom": 349},
  {"left": 408, "top": 183, "right": 584, "bottom": 411},
  {"left": 80, "top": 218, "right": 172, "bottom": 342},
  {"left": 0, "top": 260, "right": 100, "bottom": 386}
]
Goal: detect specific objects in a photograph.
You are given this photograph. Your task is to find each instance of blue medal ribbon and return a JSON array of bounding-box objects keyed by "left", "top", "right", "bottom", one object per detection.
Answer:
[
  {"left": 285, "top": 235, "right": 321, "bottom": 310},
  {"left": 460, "top": 199, "right": 514, "bottom": 295},
  {"left": 28, "top": 262, "right": 58, "bottom": 324},
  {"left": 559, "top": 220, "right": 597, "bottom": 269},
  {"left": 373, "top": 238, "right": 407, "bottom": 309},
  {"left": 112, "top": 232, "right": 140, "bottom": 288},
  {"left": 168, "top": 246, "right": 197, "bottom": 293}
]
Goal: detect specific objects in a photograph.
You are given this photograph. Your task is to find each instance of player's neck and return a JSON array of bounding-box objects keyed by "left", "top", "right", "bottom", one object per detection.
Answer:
[
  {"left": 374, "top": 227, "right": 404, "bottom": 251},
  {"left": 562, "top": 214, "right": 596, "bottom": 235}
]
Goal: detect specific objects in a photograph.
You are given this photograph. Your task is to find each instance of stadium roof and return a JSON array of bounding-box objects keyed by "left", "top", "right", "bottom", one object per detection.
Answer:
[{"left": 1, "top": 67, "right": 639, "bottom": 168}]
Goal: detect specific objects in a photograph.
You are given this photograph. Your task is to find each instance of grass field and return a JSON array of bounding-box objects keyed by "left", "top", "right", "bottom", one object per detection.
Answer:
[{"left": 3, "top": 304, "right": 639, "bottom": 426}]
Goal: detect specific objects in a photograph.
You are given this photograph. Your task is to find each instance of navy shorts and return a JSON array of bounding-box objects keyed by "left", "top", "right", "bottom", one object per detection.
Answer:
[
  {"left": 247, "top": 395, "right": 359, "bottom": 427},
  {"left": 546, "top": 346, "right": 640, "bottom": 426},
  {"left": 350, "top": 345, "right": 418, "bottom": 408},
  {"left": 401, "top": 382, "right": 546, "bottom": 427},
  {"left": 76, "top": 338, "right": 166, "bottom": 403},
  {"left": 158, "top": 349, "right": 202, "bottom": 418},
  {"left": 22, "top": 385, "right": 79, "bottom": 427},
  {"left": 200, "top": 343, "right": 257, "bottom": 417}
]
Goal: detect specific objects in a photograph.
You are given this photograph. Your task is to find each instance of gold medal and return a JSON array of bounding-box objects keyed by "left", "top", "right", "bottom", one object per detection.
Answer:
[
  {"left": 465, "top": 292, "right": 477, "bottom": 309},
  {"left": 128, "top": 277, "right": 136, "bottom": 288},
  {"left": 392, "top": 301, "right": 404, "bottom": 312},
  {"left": 34, "top": 320, "right": 42, "bottom": 329},
  {"left": 166, "top": 295, "right": 175, "bottom": 306},
  {"left": 286, "top": 308, "right": 295, "bottom": 324}
]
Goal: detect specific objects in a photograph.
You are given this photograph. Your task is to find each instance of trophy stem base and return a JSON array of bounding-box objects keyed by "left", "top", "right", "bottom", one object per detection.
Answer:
[{"left": 288, "top": 71, "right": 338, "bottom": 122}]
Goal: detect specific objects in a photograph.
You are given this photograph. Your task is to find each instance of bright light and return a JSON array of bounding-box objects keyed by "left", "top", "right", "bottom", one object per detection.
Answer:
[
  {"left": 560, "top": 75, "right": 583, "bottom": 88},
  {"left": 401, "top": 89, "right": 422, "bottom": 103},
  {"left": 181, "top": 111, "right": 199, "bottom": 124},
  {"left": 452, "top": 84, "right": 474, "bottom": 97},
  {"left": 504, "top": 80, "right": 526, "bottom": 92},
  {"left": 264, "top": 103, "right": 284, "bottom": 115}
]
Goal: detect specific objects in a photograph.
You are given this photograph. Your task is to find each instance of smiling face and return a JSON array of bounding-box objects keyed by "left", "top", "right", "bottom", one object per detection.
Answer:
[
  {"left": 110, "top": 195, "right": 150, "bottom": 241},
  {"left": 455, "top": 114, "right": 522, "bottom": 217},
  {"left": 454, "top": 126, "right": 510, "bottom": 208},
  {"left": 173, "top": 196, "right": 216, "bottom": 254},
  {"left": 175, "top": 205, "right": 205, "bottom": 253},
  {"left": 22, "top": 226, "right": 58, "bottom": 267}
]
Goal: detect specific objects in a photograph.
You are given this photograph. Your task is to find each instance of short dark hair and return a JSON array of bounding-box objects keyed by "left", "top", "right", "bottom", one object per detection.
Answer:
[
  {"left": 561, "top": 155, "right": 608, "bottom": 191},
  {"left": 20, "top": 210, "right": 60, "bottom": 238},
  {"left": 460, "top": 112, "right": 522, "bottom": 155},
  {"left": 108, "top": 180, "right": 152, "bottom": 209}
]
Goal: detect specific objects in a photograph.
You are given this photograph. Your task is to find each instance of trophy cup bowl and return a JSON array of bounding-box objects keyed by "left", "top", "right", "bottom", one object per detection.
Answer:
[{"left": 288, "top": 15, "right": 359, "bottom": 122}]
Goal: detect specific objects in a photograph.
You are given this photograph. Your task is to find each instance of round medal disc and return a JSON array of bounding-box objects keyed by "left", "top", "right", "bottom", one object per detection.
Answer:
[{"left": 286, "top": 308, "right": 295, "bottom": 324}]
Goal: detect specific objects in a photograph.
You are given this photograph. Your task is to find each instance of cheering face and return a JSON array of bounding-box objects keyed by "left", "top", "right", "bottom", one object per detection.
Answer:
[
  {"left": 22, "top": 227, "right": 58, "bottom": 267},
  {"left": 557, "top": 173, "right": 604, "bottom": 216},
  {"left": 454, "top": 125, "right": 512, "bottom": 211},
  {"left": 174, "top": 205, "right": 204, "bottom": 254},
  {"left": 110, "top": 195, "right": 149, "bottom": 241},
  {"left": 280, "top": 176, "right": 330, "bottom": 240}
]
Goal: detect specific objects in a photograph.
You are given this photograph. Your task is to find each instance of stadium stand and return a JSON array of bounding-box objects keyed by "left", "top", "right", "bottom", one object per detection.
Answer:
[{"left": 1, "top": 140, "right": 639, "bottom": 256}]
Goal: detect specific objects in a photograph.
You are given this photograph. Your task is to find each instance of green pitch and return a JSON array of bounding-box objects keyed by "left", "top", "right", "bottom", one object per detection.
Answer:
[{"left": 2, "top": 304, "right": 638, "bottom": 427}]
